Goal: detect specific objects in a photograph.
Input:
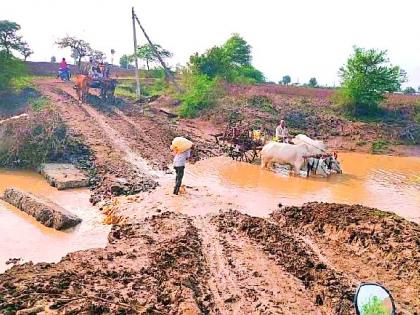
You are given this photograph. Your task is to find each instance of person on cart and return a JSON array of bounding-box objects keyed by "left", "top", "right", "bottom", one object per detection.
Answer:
[
  {"left": 88, "top": 59, "right": 103, "bottom": 88},
  {"left": 275, "top": 120, "right": 291, "bottom": 143}
]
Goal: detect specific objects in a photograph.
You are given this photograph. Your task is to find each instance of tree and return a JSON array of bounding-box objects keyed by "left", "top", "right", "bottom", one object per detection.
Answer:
[
  {"left": 282, "top": 75, "right": 291, "bottom": 85},
  {"left": 20, "top": 42, "right": 33, "bottom": 61},
  {"left": 136, "top": 43, "right": 172, "bottom": 70},
  {"left": 188, "top": 34, "right": 264, "bottom": 83},
  {"left": 404, "top": 86, "right": 416, "bottom": 95},
  {"left": 418, "top": 86, "right": 420, "bottom": 93},
  {"left": 308, "top": 77, "right": 318, "bottom": 87},
  {"left": 119, "top": 54, "right": 133, "bottom": 69},
  {"left": 0, "top": 20, "right": 28, "bottom": 56},
  {"left": 51, "top": 56, "right": 56, "bottom": 63},
  {"left": 0, "top": 20, "right": 24, "bottom": 54},
  {"left": 56, "top": 36, "right": 91, "bottom": 69},
  {"left": 337, "top": 46, "right": 406, "bottom": 115},
  {"left": 223, "top": 33, "right": 251, "bottom": 66},
  {"left": 110, "top": 49, "right": 115, "bottom": 65}
]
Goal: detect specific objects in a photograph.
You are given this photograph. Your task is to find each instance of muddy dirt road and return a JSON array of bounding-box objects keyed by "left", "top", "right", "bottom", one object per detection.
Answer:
[
  {"left": 36, "top": 78, "right": 220, "bottom": 204},
  {"left": 1, "top": 205, "right": 419, "bottom": 314},
  {"left": 1, "top": 78, "right": 419, "bottom": 314}
]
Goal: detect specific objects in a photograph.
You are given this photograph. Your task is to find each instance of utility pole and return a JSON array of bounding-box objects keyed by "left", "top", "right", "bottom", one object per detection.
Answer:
[
  {"left": 132, "top": 7, "right": 141, "bottom": 99},
  {"left": 133, "top": 11, "right": 181, "bottom": 92}
]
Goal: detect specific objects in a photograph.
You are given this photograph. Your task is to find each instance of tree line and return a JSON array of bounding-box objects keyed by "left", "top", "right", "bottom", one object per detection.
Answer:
[{"left": 1, "top": 18, "right": 416, "bottom": 119}]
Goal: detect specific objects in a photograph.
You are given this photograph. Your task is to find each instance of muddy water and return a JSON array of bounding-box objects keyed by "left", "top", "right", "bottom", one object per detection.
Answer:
[
  {"left": 0, "top": 170, "right": 110, "bottom": 273},
  {"left": 185, "top": 152, "right": 420, "bottom": 222}
]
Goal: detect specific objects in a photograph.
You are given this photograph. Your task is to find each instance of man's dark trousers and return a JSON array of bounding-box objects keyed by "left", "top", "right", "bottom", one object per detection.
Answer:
[{"left": 174, "top": 166, "right": 185, "bottom": 194}]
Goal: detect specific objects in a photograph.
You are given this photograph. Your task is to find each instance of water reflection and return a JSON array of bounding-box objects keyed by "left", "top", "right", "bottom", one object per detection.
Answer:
[{"left": 186, "top": 152, "right": 420, "bottom": 221}]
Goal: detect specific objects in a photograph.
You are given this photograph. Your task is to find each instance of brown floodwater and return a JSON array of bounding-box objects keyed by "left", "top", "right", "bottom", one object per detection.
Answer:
[
  {"left": 0, "top": 170, "right": 110, "bottom": 273},
  {"left": 184, "top": 152, "right": 420, "bottom": 222}
]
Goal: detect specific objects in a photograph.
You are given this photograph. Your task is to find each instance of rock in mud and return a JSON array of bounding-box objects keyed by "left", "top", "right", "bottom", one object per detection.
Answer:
[
  {"left": 2, "top": 188, "right": 81, "bottom": 230},
  {"left": 38, "top": 163, "right": 89, "bottom": 190}
]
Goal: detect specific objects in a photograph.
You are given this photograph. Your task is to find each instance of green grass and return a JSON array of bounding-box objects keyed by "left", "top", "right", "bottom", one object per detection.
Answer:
[
  {"left": 9, "top": 75, "right": 41, "bottom": 92},
  {"left": 371, "top": 139, "right": 390, "bottom": 154},
  {"left": 114, "top": 85, "right": 137, "bottom": 100},
  {"left": 29, "top": 96, "right": 50, "bottom": 111}
]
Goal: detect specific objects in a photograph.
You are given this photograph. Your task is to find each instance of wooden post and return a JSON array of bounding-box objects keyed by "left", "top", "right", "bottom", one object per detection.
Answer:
[{"left": 132, "top": 7, "right": 141, "bottom": 99}]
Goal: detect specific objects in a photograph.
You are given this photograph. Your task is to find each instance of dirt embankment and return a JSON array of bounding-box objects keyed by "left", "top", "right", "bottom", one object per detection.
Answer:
[
  {"left": 203, "top": 84, "right": 420, "bottom": 155},
  {"left": 1, "top": 204, "right": 419, "bottom": 314}
]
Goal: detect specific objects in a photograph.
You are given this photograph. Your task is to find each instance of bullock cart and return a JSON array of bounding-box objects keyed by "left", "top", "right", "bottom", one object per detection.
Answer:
[{"left": 212, "top": 112, "right": 264, "bottom": 163}]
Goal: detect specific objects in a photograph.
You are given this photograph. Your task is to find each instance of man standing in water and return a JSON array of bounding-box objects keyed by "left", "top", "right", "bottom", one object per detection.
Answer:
[
  {"left": 173, "top": 146, "right": 192, "bottom": 195},
  {"left": 275, "top": 120, "right": 290, "bottom": 143}
]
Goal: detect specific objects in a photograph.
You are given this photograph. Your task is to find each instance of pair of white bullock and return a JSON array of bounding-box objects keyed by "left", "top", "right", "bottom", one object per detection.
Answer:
[{"left": 261, "top": 134, "right": 342, "bottom": 177}]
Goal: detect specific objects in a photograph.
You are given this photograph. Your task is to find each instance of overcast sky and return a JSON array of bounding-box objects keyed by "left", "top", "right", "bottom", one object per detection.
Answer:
[{"left": 2, "top": 0, "right": 419, "bottom": 87}]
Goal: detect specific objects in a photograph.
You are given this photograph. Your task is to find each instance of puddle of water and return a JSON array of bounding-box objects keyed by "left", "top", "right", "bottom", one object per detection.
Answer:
[
  {"left": 0, "top": 169, "right": 110, "bottom": 273},
  {"left": 184, "top": 152, "right": 420, "bottom": 222}
]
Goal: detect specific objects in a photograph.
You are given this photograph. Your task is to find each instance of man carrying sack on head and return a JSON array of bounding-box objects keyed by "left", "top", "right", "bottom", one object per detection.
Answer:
[{"left": 170, "top": 137, "right": 194, "bottom": 195}]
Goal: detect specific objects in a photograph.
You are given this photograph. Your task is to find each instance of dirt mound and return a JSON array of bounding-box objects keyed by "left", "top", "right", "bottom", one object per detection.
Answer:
[
  {"left": 213, "top": 210, "right": 355, "bottom": 314},
  {"left": 0, "top": 212, "right": 214, "bottom": 314},
  {"left": 272, "top": 202, "right": 420, "bottom": 313}
]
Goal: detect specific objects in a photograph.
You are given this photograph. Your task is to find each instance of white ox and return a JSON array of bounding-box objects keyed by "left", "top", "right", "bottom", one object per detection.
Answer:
[
  {"left": 292, "top": 134, "right": 326, "bottom": 155},
  {"left": 261, "top": 142, "right": 311, "bottom": 174}
]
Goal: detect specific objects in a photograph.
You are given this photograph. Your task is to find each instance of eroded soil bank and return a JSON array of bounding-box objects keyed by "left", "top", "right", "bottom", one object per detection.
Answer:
[{"left": 1, "top": 204, "right": 419, "bottom": 314}]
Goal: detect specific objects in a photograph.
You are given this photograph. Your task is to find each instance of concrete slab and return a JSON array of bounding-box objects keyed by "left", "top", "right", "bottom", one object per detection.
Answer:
[
  {"left": 38, "top": 163, "right": 89, "bottom": 190},
  {"left": 2, "top": 188, "right": 82, "bottom": 230}
]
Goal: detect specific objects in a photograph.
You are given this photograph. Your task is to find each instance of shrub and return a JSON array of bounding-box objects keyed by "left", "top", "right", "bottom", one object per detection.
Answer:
[
  {"left": 0, "top": 108, "right": 71, "bottom": 167},
  {"left": 371, "top": 139, "right": 390, "bottom": 154},
  {"left": 231, "top": 65, "right": 265, "bottom": 84},
  {"left": 179, "top": 73, "right": 222, "bottom": 118}
]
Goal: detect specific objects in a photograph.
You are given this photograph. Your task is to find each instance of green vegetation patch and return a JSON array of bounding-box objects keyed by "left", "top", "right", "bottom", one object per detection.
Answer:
[
  {"left": 371, "top": 139, "right": 390, "bottom": 154},
  {"left": 247, "top": 95, "right": 276, "bottom": 113}
]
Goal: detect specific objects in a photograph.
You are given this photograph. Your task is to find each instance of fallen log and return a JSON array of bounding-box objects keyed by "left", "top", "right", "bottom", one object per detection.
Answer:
[{"left": 1, "top": 188, "right": 82, "bottom": 230}]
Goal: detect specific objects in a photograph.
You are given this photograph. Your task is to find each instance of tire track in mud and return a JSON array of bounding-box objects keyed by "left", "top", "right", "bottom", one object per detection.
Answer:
[
  {"left": 272, "top": 203, "right": 420, "bottom": 314},
  {"left": 37, "top": 80, "right": 159, "bottom": 203},
  {"left": 0, "top": 213, "right": 216, "bottom": 314},
  {"left": 47, "top": 81, "right": 158, "bottom": 177},
  {"left": 211, "top": 210, "right": 357, "bottom": 314},
  {"left": 194, "top": 216, "right": 319, "bottom": 314},
  {"left": 78, "top": 103, "right": 160, "bottom": 178}
]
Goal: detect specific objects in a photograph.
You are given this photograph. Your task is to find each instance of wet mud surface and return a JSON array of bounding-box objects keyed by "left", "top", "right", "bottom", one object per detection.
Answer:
[
  {"left": 272, "top": 202, "right": 420, "bottom": 314},
  {"left": 2, "top": 205, "right": 419, "bottom": 314}
]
